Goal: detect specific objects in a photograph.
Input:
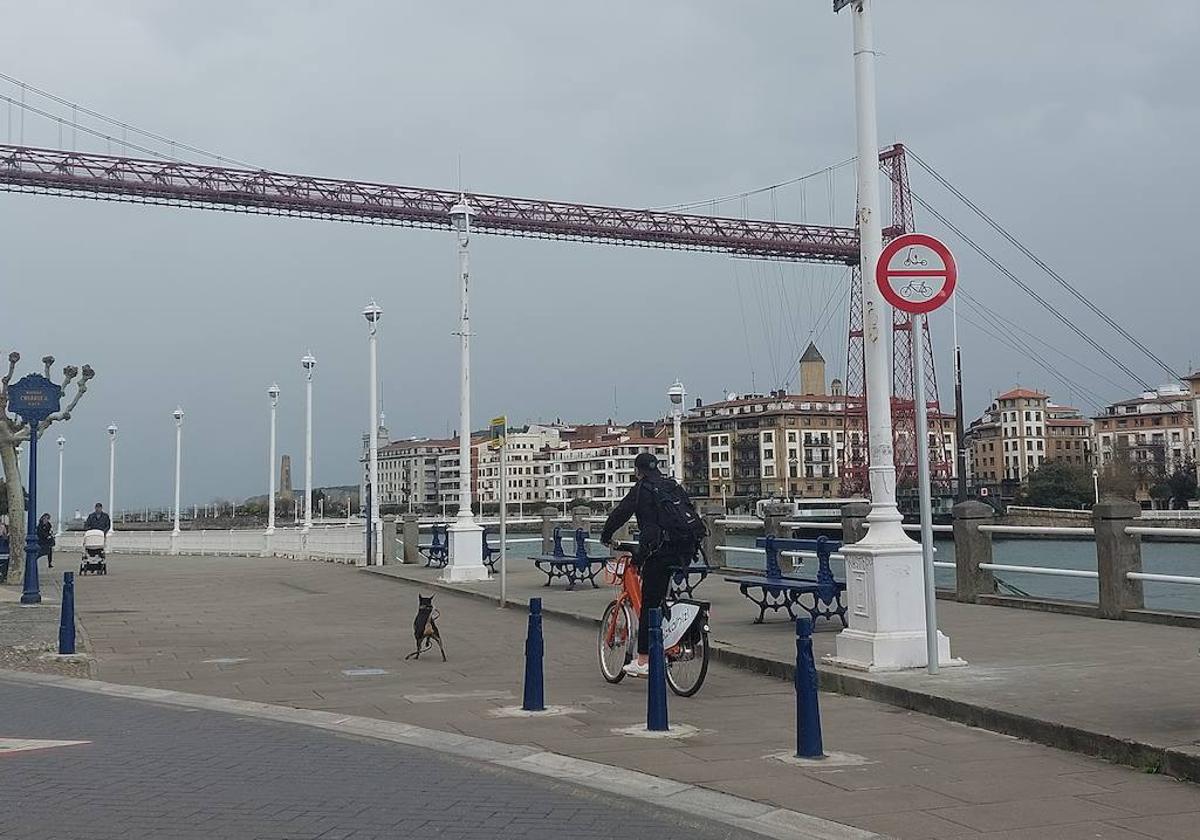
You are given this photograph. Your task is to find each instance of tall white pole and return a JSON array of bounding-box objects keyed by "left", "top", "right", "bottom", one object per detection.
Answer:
[
  {"left": 499, "top": 438, "right": 508, "bottom": 607},
  {"left": 55, "top": 436, "right": 65, "bottom": 537},
  {"left": 267, "top": 384, "right": 279, "bottom": 534},
  {"left": 442, "top": 198, "right": 487, "bottom": 582},
  {"left": 107, "top": 423, "right": 117, "bottom": 535},
  {"left": 831, "top": 0, "right": 954, "bottom": 672},
  {"left": 364, "top": 301, "right": 382, "bottom": 564},
  {"left": 172, "top": 407, "right": 183, "bottom": 536},
  {"left": 913, "top": 315, "right": 938, "bottom": 675},
  {"left": 302, "top": 353, "right": 316, "bottom": 532},
  {"left": 455, "top": 217, "right": 474, "bottom": 522},
  {"left": 852, "top": 0, "right": 904, "bottom": 546}
]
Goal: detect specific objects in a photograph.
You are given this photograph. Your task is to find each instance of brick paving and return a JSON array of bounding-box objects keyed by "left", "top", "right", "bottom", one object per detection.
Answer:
[
  {"left": 69, "top": 554, "right": 1200, "bottom": 839},
  {"left": 0, "top": 677, "right": 763, "bottom": 840}
]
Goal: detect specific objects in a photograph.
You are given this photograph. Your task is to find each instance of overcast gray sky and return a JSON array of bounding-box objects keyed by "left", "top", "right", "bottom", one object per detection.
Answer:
[{"left": 0, "top": 1, "right": 1196, "bottom": 513}]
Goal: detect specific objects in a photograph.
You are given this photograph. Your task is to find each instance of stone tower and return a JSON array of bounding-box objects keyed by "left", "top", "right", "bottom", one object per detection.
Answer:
[
  {"left": 279, "top": 454, "right": 294, "bottom": 503},
  {"left": 799, "top": 342, "right": 826, "bottom": 396}
]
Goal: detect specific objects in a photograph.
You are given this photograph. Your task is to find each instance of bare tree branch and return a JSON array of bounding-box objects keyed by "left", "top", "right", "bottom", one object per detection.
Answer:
[
  {"left": 0, "top": 350, "right": 19, "bottom": 411},
  {"left": 41, "top": 355, "right": 54, "bottom": 377},
  {"left": 40, "top": 366, "right": 94, "bottom": 430}
]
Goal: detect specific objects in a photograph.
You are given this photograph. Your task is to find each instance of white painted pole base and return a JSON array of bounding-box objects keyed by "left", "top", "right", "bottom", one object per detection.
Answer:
[
  {"left": 168, "top": 533, "right": 179, "bottom": 556},
  {"left": 443, "top": 521, "right": 489, "bottom": 583},
  {"left": 829, "top": 543, "right": 964, "bottom": 672}
]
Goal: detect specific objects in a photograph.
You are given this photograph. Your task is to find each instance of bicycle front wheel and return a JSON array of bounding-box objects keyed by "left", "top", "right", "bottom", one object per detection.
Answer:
[
  {"left": 598, "top": 600, "right": 633, "bottom": 684},
  {"left": 666, "top": 627, "right": 710, "bottom": 697}
]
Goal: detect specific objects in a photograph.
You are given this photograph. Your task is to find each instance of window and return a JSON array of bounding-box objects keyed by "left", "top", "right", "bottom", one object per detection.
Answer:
[
  {"left": 720, "top": 467, "right": 730, "bottom": 478},
  {"left": 764, "top": 465, "right": 775, "bottom": 477}
]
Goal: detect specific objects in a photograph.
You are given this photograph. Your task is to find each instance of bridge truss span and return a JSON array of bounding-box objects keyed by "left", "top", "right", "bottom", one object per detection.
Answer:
[{"left": 0, "top": 144, "right": 859, "bottom": 263}]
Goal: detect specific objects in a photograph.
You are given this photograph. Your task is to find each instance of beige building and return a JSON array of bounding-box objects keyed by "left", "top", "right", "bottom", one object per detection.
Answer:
[
  {"left": 967, "top": 388, "right": 1094, "bottom": 491},
  {"left": 475, "top": 425, "right": 562, "bottom": 511},
  {"left": 547, "top": 430, "right": 669, "bottom": 506},
  {"left": 374, "top": 437, "right": 452, "bottom": 512},
  {"left": 682, "top": 343, "right": 955, "bottom": 504},
  {"left": 1094, "top": 384, "right": 1196, "bottom": 474}
]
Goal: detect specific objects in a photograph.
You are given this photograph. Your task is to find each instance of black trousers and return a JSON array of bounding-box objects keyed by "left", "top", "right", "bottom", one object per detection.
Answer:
[{"left": 637, "top": 556, "right": 677, "bottom": 655}]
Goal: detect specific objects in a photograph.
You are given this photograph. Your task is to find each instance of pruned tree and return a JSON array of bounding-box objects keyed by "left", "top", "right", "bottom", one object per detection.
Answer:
[{"left": 0, "top": 352, "right": 95, "bottom": 586}]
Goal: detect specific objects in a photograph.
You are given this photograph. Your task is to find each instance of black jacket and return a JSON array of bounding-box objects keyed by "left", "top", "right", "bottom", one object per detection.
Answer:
[
  {"left": 600, "top": 472, "right": 683, "bottom": 559},
  {"left": 36, "top": 520, "right": 53, "bottom": 545},
  {"left": 85, "top": 512, "right": 111, "bottom": 532}
]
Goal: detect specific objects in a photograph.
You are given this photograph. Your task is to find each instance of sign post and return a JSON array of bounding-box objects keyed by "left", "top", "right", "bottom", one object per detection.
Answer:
[
  {"left": 8, "top": 374, "right": 63, "bottom": 605},
  {"left": 876, "top": 233, "right": 958, "bottom": 674},
  {"left": 490, "top": 416, "right": 508, "bottom": 607}
]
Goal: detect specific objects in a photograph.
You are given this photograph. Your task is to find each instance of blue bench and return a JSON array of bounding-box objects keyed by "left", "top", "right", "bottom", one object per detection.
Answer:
[
  {"left": 482, "top": 526, "right": 500, "bottom": 573},
  {"left": 724, "top": 535, "right": 848, "bottom": 626},
  {"left": 418, "top": 524, "right": 449, "bottom": 568},
  {"left": 530, "top": 527, "right": 606, "bottom": 590},
  {"left": 668, "top": 547, "right": 716, "bottom": 599}
]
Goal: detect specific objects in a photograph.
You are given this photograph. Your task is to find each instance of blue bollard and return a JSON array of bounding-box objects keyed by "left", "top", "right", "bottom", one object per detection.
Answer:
[
  {"left": 58, "top": 572, "right": 76, "bottom": 655},
  {"left": 646, "top": 607, "right": 669, "bottom": 731},
  {"left": 795, "top": 617, "right": 824, "bottom": 758},
  {"left": 522, "top": 598, "right": 545, "bottom": 712}
]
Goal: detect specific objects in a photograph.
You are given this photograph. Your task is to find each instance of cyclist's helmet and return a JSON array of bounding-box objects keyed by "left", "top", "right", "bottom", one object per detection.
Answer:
[{"left": 634, "top": 452, "right": 659, "bottom": 473}]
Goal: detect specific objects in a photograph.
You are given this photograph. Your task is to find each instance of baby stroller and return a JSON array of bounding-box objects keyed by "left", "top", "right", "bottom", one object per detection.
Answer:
[{"left": 80, "top": 529, "right": 108, "bottom": 575}]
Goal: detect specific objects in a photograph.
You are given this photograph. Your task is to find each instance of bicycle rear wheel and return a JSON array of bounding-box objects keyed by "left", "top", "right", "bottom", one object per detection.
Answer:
[
  {"left": 598, "top": 601, "right": 633, "bottom": 683},
  {"left": 666, "top": 627, "right": 709, "bottom": 697}
]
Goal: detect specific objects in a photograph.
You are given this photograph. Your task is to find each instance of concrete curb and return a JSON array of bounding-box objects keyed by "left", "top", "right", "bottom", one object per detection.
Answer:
[
  {"left": 362, "top": 566, "right": 1200, "bottom": 784},
  {"left": 0, "top": 668, "right": 879, "bottom": 840}
]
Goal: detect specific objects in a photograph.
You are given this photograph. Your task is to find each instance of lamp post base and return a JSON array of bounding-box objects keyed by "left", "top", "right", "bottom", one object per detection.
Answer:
[
  {"left": 829, "top": 542, "right": 964, "bottom": 672},
  {"left": 443, "top": 520, "right": 488, "bottom": 583}
]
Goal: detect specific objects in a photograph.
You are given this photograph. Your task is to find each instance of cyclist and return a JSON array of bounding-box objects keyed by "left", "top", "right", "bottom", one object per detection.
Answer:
[{"left": 600, "top": 452, "right": 692, "bottom": 678}]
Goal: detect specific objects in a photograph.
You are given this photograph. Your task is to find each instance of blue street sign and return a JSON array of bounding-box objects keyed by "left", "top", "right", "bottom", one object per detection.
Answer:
[{"left": 7, "top": 374, "right": 61, "bottom": 424}]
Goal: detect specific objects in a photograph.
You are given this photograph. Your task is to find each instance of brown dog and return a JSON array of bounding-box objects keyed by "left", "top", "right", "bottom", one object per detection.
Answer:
[{"left": 405, "top": 594, "right": 446, "bottom": 662}]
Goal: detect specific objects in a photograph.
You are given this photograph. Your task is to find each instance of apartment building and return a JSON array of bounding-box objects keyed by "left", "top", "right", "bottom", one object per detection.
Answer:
[
  {"left": 966, "top": 388, "right": 1051, "bottom": 486},
  {"left": 547, "top": 431, "right": 669, "bottom": 506},
  {"left": 1094, "top": 384, "right": 1196, "bottom": 473},
  {"left": 1046, "top": 403, "right": 1093, "bottom": 467},
  {"left": 373, "top": 437, "right": 451, "bottom": 511},
  {"left": 475, "top": 425, "right": 562, "bottom": 511},
  {"left": 681, "top": 343, "right": 955, "bottom": 504}
]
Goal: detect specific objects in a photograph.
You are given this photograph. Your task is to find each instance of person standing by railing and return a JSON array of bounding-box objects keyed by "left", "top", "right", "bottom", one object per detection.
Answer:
[{"left": 36, "top": 512, "right": 54, "bottom": 569}]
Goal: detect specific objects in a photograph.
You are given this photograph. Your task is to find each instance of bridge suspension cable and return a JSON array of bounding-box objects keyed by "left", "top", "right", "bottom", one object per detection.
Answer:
[{"left": 908, "top": 148, "right": 1178, "bottom": 382}]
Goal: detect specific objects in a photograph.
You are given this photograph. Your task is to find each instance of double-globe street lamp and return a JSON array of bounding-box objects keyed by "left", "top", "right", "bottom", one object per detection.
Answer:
[
  {"left": 301, "top": 353, "right": 316, "bottom": 532},
  {"left": 668, "top": 380, "right": 686, "bottom": 484},
  {"left": 106, "top": 423, "right": 118, "bottom": 535},
  {"left": 363, "top": 300, "right": 383, "bottom": 565},
  {"left": 56, "top": 436, "right": 65, "bottom": 537},
  {"left": 172, "top": 407, "right": 184, "bottom": 537},
  {"left": 267, "top": 383, "right": 280, "bottom": 535}
]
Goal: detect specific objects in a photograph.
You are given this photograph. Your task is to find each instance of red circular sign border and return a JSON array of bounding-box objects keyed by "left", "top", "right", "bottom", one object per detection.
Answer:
[{"left": 875, "top": 233, "right": 957, "bottom": 315}]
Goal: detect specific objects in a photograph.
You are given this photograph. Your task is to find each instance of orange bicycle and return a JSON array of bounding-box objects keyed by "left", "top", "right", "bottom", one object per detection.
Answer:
[{"left": 597, "top": 543, "right": 710, "bottom": 697}]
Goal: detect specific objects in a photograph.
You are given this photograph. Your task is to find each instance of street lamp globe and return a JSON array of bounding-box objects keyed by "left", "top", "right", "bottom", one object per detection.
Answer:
[
  {"left": 362, "top": 299, "right": 383, "bottom": 332},
  {"left": 301, "top": 352, "right": 317, "bottom": 378},
  {"left": 668, "top": 380, "right": 686, "bottom": 408},
  {"left": 449, "top": 199, "right": 472, "bottom": 242},
  {"left": 107, "top": 423, "right": 118, "bottom": 438},
  {"left": 56, "top": 435, "right": 65, "bottom": 448},
  {"left": 268, "top": 383, "right": 280, "bottom": 404},
  {"left": 173, "top": 406, "right": 184, "bottom": 424}
]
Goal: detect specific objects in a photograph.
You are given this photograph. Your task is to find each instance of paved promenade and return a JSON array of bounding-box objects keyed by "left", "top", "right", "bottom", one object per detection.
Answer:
[
  {"left": 372, "top": 554, "right": 1200, "bottom": 779},
  {"left": 52, "top": 554, "right": 1200, "bottom": 839},
  {"left": 0, "top": 675, "right": 769, "bottom": 840}
]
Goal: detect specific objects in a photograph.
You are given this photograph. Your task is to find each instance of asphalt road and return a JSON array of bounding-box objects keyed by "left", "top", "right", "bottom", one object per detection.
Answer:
[{"left": 0, "top": 678, "right": 762, "bottom": 840}]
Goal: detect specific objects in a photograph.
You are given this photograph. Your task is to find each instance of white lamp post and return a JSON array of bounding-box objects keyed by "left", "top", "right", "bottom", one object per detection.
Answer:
[
  {"left": 831, "top": 0, "right": 956, "bottom": 671},
  {"left": 106, "top": 423, "right": 117, "bottom": 535},
  {"left": 1093, "top": 468, "right": 1100, "bottom": 505},
  {"left": 301, "top": 354, "right": 316, "bottom": 532},
  {"left": 267, "top": 384, "right": 279, "bottom": 535},
  {"left": 668, "top": 380, "right": 686, "bottom": 484},
  {"left": 443, "top": 197, "right": 487, "bottom": 582},
  {"left": 172, "top": 407, "right": 183, "bottom": 539},
  {"left": 55, "top": 436, "right": 65, "bottom": 537},
  {"left": 363, "top": 299, "right": 383, "bottom": 565}
]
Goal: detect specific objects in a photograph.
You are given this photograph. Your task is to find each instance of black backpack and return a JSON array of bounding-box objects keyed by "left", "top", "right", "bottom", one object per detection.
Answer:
[{"left": 640, "top": 475, "right": 707, "bottom": 554}]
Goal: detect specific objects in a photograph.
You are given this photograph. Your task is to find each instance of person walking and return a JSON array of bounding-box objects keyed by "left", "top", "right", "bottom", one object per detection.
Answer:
[
  {"left": 37, "top": 513, "right": 55, "bottom": 569},
  {"left": 600, "top": 452, "right": 704, "bottom": 678},
  {"left": 84, "top": 502, "right": 111, "bottom": 533}
]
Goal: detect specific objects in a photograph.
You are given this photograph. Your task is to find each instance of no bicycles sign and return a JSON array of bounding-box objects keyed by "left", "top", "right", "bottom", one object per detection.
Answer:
[{"left": 875, "top": 233, "right": 957, "bottom": 315}]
